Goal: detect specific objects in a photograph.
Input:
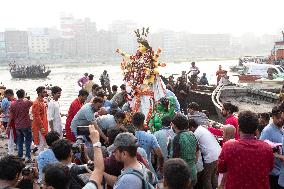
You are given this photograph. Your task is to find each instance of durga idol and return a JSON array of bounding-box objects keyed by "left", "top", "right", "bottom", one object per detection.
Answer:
[{"left": 116, "top": 27, "right": 167, "bottom": 127}]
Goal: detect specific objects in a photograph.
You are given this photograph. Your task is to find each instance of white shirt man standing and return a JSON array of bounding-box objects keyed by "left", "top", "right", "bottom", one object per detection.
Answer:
[{"left": 48, "top": 86, "right": 64, "bottom": 137}]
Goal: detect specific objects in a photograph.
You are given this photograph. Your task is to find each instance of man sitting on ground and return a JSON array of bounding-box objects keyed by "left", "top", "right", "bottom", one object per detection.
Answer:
[{"left": 36, "top": 131, "right": 60, "bottom": 183}]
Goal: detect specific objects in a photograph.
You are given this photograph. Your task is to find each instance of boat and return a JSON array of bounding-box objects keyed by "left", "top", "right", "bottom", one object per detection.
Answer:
[
  {"left": 9, "top": 63, "right": 51, "bottom": 79},
  {"left": 229, "top": 65, "right": 247, "bottom": 73},
  {"left": 212, "top": 84, "right": 279, "bottom": 120},
  {"left": 10, "top": 70, "right": 51, "bottom": 78},
  {"left": 268, "top": 31, "right": 284, "bottom": 65},
  {"left": 237, "top": 74, "right": 262, "bottom": 82},
  {"left": 236, "top": 63, "right": 284, "bottom": 82},
  {"left": 254, "top": 77, "right": 284, "bottom": 88}
]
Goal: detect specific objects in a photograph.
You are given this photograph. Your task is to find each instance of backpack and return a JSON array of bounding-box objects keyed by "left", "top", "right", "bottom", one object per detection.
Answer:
[{"left": 117, "top": 168, "right": 156, "bottom": 189}]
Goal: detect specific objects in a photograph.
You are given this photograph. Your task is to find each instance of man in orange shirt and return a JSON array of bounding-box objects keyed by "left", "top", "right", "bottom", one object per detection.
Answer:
[
  {"left": 32, "top": 86, "right": 48, "bottom": 153},
  {"left": 216, "top": 65, "right": 226, "bottom": 85}
]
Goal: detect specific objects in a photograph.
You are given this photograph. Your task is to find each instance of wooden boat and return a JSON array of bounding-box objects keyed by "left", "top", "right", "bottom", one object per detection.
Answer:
[
  {"left": 10, "top": 70, "right": 51, "bottom": 79},
  {"left": 212, "top": 84, "right": 279, "bottom": 120},
  {"left": 237, "top": 74, "right": 262, "bottom": 82}
]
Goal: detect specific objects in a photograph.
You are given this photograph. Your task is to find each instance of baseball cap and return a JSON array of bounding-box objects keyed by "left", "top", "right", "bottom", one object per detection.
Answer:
[{"left": 107, "top": 132, "right": 137, "bottom": 153}]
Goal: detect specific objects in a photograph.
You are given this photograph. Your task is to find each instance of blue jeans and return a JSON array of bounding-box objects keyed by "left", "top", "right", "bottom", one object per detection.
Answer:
[{"left": 16, "top": 127, "right": 32, "bottom": 159}]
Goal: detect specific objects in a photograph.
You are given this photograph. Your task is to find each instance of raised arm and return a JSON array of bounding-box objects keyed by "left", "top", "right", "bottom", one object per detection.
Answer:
[
  {"left": 82, "top": 125, "right": 105, "bottom": 189},
  {"left": 116, "top": 49, "right": 131, "bottom": 60}
]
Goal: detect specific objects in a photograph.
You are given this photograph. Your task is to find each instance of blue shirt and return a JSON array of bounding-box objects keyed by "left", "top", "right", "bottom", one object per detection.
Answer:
[
  {"left": 36, "top": 149, "right": 58, "bottom": 183},
  {"left": 260, "top": 123, "right": 283, "bottom": 176},
  {"left": 165, "top": 89, "right": 181, "bottom": 113},
  {"left": 71, "top": 104, "right": 94, "bottom": 136},
  {"left": 1, "top": 98, "right": 10, "bottom": 122},
  {"left": 135, "top": 131, "right": 160, "bottom": 164},
  {"left": 154, "top": 127, "right": 176, "bottom": 161}
]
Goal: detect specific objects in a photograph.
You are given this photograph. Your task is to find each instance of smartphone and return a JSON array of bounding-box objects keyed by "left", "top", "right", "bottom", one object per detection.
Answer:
[{"left": 77, "top": 126, "right": 90, "bottom": 136}]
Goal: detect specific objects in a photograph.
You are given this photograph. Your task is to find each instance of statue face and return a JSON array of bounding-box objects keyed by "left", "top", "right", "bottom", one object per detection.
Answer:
[{"left": 138, "top": 43, "right": 147, "bottom": 53}]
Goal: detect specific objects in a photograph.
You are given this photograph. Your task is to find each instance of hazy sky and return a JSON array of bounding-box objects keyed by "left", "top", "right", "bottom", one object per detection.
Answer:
[{"left": 1, "top": 0, "right": 283, "bottom": 35}]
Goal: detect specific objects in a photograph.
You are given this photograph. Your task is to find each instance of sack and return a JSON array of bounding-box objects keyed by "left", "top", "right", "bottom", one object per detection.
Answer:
[{"left": 118, "top": 168, "right": 155, "bottom": 189}]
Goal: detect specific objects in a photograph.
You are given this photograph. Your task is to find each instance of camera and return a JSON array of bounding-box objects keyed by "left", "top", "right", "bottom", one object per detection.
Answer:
[
  {"left": 72, "top": 142, "right": 84, "bottom": 154},
  {"left": 22, "top": 165, "right": 34, "bottom": 176},
  {"left": 87, "top": 160, "right": 95, "bottom": 171},
  {"left": 77, "top": 126, "right": 90, "bottom": 136}
]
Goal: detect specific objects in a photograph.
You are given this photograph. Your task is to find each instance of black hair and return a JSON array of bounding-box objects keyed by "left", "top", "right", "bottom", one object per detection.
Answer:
[
  {"left": 259, "top": 113, "right": 270, "bottom": 122},
  {"left": 107, "top": 127, "right": 126, "bottom": 145},
  {"left": 139, "top": 40, "right": 151, "bottom": 49},
  {"left": 279, "top": 102, "right": 284, "bottom": 112},
  {"left": 46, "top": 131, "right": 60, "bottom": 146},
  {"left": 0, "top": 155, "right": 25, "bottom": 181},
  {"left": 51, "top": 139, "right": 72, "bottom": 161},
  {"left": 112, "top": 85, "right": 118, "bottom": 92},
  {"left": 172, "top": 113, "right": 189, "bottom": 130},
  {"left": 92, "top": 97, "right": 104, "bottom": 104},
  {"left": 132, "top": 112, "right": 145, "bottom": 127},
  {"left": 160, "top": 97, "right": 169, "bottom": 110},
  {"left": 238, "top": 111, "right": 259, "bottom": 134},
  {"left": 272, "top": 106, "right": 281, "bottom": 116},
  {"left": 117, "top": 146, "right": 138, "bottom": 157},
  {"left": 96, "top": 91, "right": 106, "bottom": 98},
  {"left": 114, "top": 112, "right": 126, "bottom": 120},
  {"left": 188, "top": 118, "right": 198, "bottom": 129},
  {"left": 4, "top": 89, "right": 14, "bottom": 96},
  {"left": 163, "top": 158, "right": 191, "bottom": 189},
  {"left": 162, "top": 116, "right": 172, "bottom": 127},
  {"left": 188, "top": 102, "right": 200, "bottom": 111},
  {"left": 92, "top": 84, "right": 100, "bottom": 91},
  {"left": 36, "top": 86, "right": 46, "bottom": 94},
  {"left": 88, "top": 74, "right": 94, "bottom": 80},
  {"left": 51, "top": 86, "right": 62, "bottom": 95},
  {"left": 16, "top": 89, "right": 25, "bottom": 99},
  {"left": 43, "top": 163, "right": 71, "bottom": 189},
  {"left": 120, "top": 84, "right": 126, "bottom": 91},
  {"left": 78, "top": 89, "right": 89, "bottom": 97},
  {"left": 223, "top": 102, "right": 239, "bottom": 113}
]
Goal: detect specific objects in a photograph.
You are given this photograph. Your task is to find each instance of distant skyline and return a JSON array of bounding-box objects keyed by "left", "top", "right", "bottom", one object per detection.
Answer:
[{"left": 1, "top": 0, "right": 283, "bottom": 36}]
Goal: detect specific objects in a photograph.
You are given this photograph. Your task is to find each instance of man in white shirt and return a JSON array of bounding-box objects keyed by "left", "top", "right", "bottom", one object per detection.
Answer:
[
  {"left": 188, "top": 118, "right": 221, "bottom": 189},
  {"left": 187, "top": 62, "right": 200, "bottom": 89},
  {"left": 48, "top": 86, "right": 64, "bottom": 137}
]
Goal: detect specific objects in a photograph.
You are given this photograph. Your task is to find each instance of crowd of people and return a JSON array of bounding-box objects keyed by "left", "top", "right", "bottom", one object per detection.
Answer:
[
  {"left": 0, "top": 64, "right": 283, "bottom": 189},
  {"left": 9, "top": 62, "right": 47, "bottom": 76}
]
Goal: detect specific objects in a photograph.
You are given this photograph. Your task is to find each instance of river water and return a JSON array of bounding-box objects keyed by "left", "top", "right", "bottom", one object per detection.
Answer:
[{"left": 0, "top": 59, "right": 238, "bottom": 113}]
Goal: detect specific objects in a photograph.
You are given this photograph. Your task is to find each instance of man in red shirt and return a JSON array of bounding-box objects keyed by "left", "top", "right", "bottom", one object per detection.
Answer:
[
  {"left": 9, "top": 89, "right": 33, "bottom": 160},
  {"left": 222, "top": 102, "right": 240, "bottom": 140},
  {"left": 216, "top": 65, "right": 226, "bottom": 85},
  {"left": 218, "top": 110, "right": 274, "bottom": 189},
  {"left": 65, "top": 89, "right": 89, "bottom": 142}
]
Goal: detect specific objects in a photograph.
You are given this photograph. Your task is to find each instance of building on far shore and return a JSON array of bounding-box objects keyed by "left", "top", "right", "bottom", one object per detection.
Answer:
[
  {"left": 28, "top": 28, "right": 50, "bottom": 58},
  {"left": 0, "top": 32, "right": 6, "bottom": 58},
  {"left": 4, "top": 30, "right": 29, "bottom": 58}
]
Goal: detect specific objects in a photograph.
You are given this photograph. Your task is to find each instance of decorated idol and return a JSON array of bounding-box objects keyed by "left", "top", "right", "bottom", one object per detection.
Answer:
[{"left": 116, "top": 27, "right": 167, "bottom": 128}]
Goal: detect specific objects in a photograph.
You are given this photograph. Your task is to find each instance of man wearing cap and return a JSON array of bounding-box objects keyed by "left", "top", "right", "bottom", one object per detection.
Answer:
[
  {"left": 104, "top": 132, "right": 155, "bottom": 189},
  {"left": 78, "top": 73, "right": 89, "bottom": 88},
  {"left": 260, "top": 106, "right": 284, "bottom": 188}
]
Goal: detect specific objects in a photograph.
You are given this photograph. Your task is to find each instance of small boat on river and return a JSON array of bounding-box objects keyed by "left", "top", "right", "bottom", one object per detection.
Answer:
[{"left": 9, "top": 63, "right": 51, "bottom": 79}]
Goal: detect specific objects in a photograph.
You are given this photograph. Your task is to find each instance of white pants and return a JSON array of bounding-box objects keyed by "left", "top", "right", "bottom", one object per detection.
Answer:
[
  {"left": 8, "top": 130, "right": 14, "bottom": 155},
  {"left": 38, "top": 131, "right": 46, "bottom": 153}
]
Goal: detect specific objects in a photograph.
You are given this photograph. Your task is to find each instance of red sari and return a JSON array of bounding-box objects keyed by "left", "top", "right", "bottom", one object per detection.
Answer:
[{"left": 65, "top": 98, "right": 83, "bottom": 142}]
